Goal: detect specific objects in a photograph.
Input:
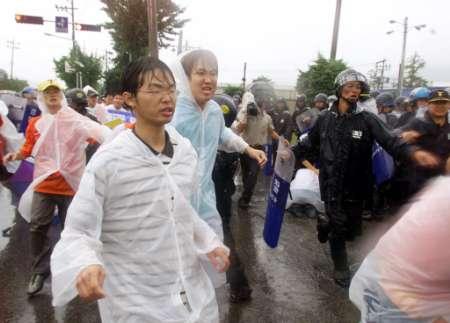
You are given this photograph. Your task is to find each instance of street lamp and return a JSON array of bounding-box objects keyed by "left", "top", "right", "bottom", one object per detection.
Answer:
[
  {"left": 44, "top": 32, "right": 72, "bottom": 41},
  {"left": 386, "top": 17, "right": 428, "bottom": 95}
]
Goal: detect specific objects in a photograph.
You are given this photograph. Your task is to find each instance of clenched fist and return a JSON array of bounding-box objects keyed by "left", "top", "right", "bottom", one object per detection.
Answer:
[{"left": 76, "top": 264, "right": 106, "bottom": 302}]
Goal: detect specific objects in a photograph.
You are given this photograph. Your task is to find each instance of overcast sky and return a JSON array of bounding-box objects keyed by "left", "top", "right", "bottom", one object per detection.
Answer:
[{"left": 1, "top": 0, "right": 449, "bottom": 88}]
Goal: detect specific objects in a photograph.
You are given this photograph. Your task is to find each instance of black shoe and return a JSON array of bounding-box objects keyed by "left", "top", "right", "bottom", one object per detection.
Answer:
[
  {"left": 317, "top": 213, "right": 330, "bottom": 243},
  {"left": 2, "top": 226, "right": 12, "bottom": 237},
  {"left": 27, "top": 274, "right": 46, "bottom": 296},
  {"left": 333, "top": 269, "right": 351, "bottom": 288},
  {"left": 238, "top": 198, "right": 250, "bottom": 209},
  {"left": 230, "top": 286, "right": 252, "bottom": 303}
]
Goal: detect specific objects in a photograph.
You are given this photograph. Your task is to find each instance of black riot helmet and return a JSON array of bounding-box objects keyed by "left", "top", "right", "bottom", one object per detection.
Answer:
[
  {"left": 334, "top": 69, "right": 370, "bottom": 101},
  {"left": 65, "top": 88, "right": 88, "bottom": 110},
  {"left": 213, "top": 94, "right": 237, "bottom": 127}
]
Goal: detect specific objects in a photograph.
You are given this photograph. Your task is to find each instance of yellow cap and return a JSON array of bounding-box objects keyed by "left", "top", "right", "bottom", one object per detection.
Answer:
[{"left": 37, "top": 79, "right": 64, "bottom": 92}]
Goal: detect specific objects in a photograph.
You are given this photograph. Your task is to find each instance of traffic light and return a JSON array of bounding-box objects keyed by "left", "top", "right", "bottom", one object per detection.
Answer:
[
  {"left": 75, "top": 23, "right": 101, "bottom": 32},
  {"left": 15, "top": 14, "right": 44, "bottom": 25},
  {"left": 55, "top": 16, "right": 68, "bottom": 33}
]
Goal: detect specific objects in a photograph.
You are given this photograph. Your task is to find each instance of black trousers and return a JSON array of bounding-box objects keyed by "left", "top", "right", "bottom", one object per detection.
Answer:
[
  {"left": 213, "top": 153, "right": 249, "bottom": 290},
  {"left": 30, "top": 192, "right": 73, "bottom": 276},
  {"left": 239, "top": 152, "right": 261, "bottom": 203},
  {"left": 325, "top": 200, "right": 363, "bottom": 271}
]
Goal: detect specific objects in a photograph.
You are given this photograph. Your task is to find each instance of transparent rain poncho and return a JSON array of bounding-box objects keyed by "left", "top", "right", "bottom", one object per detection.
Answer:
[
  {"left": 51, "top": 127, "right": 224, "bottom": 322},
  {"left": 350, "top": 176, "right": 450, "bottom": 322},
  {"left": 170, "top": 52, "right": 248, "bottom": 287},
  {"left": 170, "top": 52, "right": 248, "bottom": 231},
  {"left": 17, "top": 92, "right": 111, "bottom": 221},
  {"left": 0, "top": 103, "right": 24, "bottom": 173}
]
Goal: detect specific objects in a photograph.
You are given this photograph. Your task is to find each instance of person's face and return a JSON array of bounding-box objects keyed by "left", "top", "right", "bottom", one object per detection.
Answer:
[
  {"left": 87, "top": 95, "right": 98, "bottom": 108},
  {"left": 124, "top": 69, "right": 177, "bottom": 127},
  {"left": 341, "top": 81, "right": 362, "bottom": 103},
  {"left": 23, "top": 92, "right": 34, "bottom": 101},
  {"left": 113, "top": 95, "right": 124, "bottom": 109},
  {"left": 189, "top": 60, "right": 218, "bottom": 108},
  {"left": 43, "top": 87, "right": 63, "bottom": 114},
  {"left": 296, "top": 98, "right": 305, "bottom": 108},
  {"left": 105, "top": 94, "right": 114, "bottom": 105},
  {"left": 276, "top": 102, "right": 284, "bottom": 110},
  {"left": 416, "top": 99, "right": 428, "bottom": 108},
  {"left": 427, "top": 101, "right": 449, "bottom": 119},
  {"left": 314, "top": 101, "right": 327, "bottom": 110}
]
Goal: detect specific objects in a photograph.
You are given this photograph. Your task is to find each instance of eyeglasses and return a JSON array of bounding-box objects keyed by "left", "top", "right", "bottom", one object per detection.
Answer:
[{"left": 138, "top": 87, "right": 178, "bottom": 97}]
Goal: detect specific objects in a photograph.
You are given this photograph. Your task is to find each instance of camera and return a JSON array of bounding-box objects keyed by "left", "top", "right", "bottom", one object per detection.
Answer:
[{"left": 247, "top": 102, "right": 258, "bottom": 116}]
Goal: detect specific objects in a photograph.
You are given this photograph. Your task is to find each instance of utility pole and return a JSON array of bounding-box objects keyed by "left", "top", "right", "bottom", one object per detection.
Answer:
[
  {"left": 330, "top": 0, "right": 342, "bottom": 60},
  {"left": 7, "top": 40, "right": 20, "bottom": 79},
  {"left": 242, "top": 62, "right": 247, "bottom": 92},
  {"left": 70, "top": 0, "right": 76, "bottom": 49},
  {"left": 374, "top": 59, "right": 387, "bottom": 90},
  {"left": 56, "top": 1, "right": 79, "bottom": 86},
  {"left": 146, "top": 0, "right": 158, "bottom": 58},
  {"left": 387, "top": 16, "right": 427, "bottom": 95},
  {"left": 104, "top": 50, "right": 112, "bottom": 72},
  {"left": 55, "top": 2, "right": 76, "bottom": 49},
  {"left": 398, "top": 16, "right": 408, "bottom": 96},
  {"left": 177, "top": 30, "right": 183, "bottom": 55}
]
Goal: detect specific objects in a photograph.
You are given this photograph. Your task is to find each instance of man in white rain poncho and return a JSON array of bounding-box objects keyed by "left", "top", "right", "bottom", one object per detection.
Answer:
[
  {"left": 170, "top": 50, "right": 266, "bottom": 286},
  {"left": 3, "top": 80, "right": 110, "bottom": 296},
  {"left": 50, "top": 57, "right": 230, "bottom": 322}
]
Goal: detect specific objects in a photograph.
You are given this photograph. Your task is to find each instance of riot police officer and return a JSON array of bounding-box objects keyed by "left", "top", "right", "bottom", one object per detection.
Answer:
[{"left": 293, "top": 69, "right": 438, "bottom": 287}]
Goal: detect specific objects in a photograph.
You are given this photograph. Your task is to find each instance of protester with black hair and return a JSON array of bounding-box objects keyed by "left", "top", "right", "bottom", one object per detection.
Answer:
[{"left": 51, "top": 56, "right": 229, "bottom": 322}]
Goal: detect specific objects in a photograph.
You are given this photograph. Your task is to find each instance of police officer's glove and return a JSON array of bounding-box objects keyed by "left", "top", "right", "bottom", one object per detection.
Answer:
[{"left": 316, "top": 213, "right": 330, "bottom": 244}]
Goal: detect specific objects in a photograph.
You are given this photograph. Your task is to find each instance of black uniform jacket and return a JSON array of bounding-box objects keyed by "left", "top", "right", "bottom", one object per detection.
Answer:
[{"left": 294, "top": 102, "right": 413, "bottom": 203}]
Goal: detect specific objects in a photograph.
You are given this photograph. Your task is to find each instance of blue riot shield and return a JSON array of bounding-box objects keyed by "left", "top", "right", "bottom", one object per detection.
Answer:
[{"left": 263, "top": 138, "right": 295, "bottom": 248}]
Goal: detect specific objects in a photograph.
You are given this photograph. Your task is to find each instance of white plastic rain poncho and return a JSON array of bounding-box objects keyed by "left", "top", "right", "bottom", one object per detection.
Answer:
[
  {"left": 170, "top": 52, "right": 249, "bottom": 232},
  {"left": 0, "top": 101, "right": 24, "bottom": 173},
  {"left": 51, "top": 127, "right": 224, "bottom": 323},
  {"left": 170, "top": 52, "right": 248, "bottom": 287},
  {"left": 18, "top": 92, "right": 111, "bottom": 221},
  {"left": 350, "top": 176, "right": 450, "bottom": 322}
]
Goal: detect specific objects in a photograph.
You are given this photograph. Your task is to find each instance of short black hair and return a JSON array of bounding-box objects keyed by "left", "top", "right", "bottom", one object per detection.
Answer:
[
  {"left": 121, "top": 56, "right": 175, "bottom": 96},
  {"left": 181, "top": 49, "right": 218, "bottom": 78}
]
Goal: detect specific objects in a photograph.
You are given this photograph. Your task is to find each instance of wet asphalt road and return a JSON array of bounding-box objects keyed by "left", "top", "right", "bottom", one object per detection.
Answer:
[{"left": 0, "top": 177, "right": 399, "bottom": 323}]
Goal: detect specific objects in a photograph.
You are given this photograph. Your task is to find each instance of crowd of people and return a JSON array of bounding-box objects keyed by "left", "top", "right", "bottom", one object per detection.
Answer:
[{"left": 0, "top": 49, "right": 449, "bottom": 322}]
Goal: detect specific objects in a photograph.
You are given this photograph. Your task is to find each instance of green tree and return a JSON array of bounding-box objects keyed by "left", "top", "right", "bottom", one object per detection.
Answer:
[
  {"left": 103, "top": 67, "right": 123, "bottom": 95},
  {"left": 403, "top": 52, "right": 428, "bottom": 88},
  {"left": 296, "top": 54, "right": 348, "bottom": 100},
  {"left": 0, "top": 78, "right": 29, "bottom": 92},
  {"left": 101, "top": 0, "right": 188, "bottom": 93},
  {"left": 253, "top": 75, "right": 272, "bottom": 83},
  {"left": 54, "top": 45, "right": 103, "bottom": 89},
  {"left": 222, "top": 84, "right": 242, "bottom": 97}
]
